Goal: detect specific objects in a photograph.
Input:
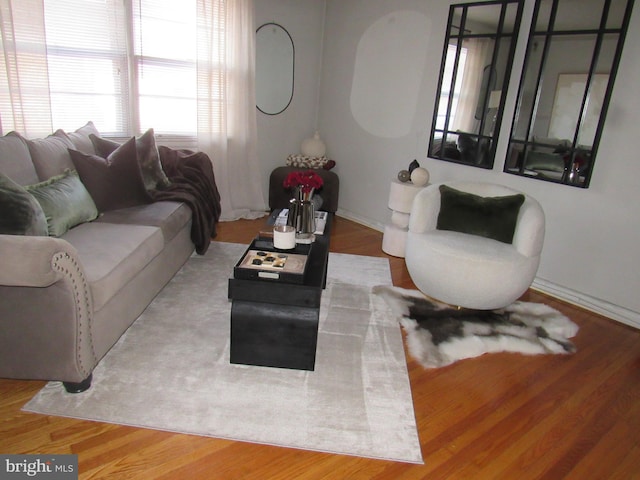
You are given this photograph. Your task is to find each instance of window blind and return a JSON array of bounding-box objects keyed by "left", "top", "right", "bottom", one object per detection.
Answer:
[
  {"left": 44, "top": 0, "right": 130, "bottom": 135},
  {"left": 1, "top": 0, "right": 226, "bottom": 138},
  {"left": 133, "top": 0, "right": 197, "bottom": 134}
]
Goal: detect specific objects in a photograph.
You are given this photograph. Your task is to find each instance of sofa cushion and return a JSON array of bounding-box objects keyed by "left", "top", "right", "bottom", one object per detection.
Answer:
[
  {"left": 0, "top": 172, "right": 48, "bottom": 236},
  {"left": 95, "top": 201, "right": 191, "bottom": 243},
  {"left": 26, "top": 132, "right": 76, "bottom": 181},
  {"left": 437, "top": 184, "right": 525, "bottom": 244},
  {"left": 419, "top": 229, "right": 527, "bottom": 266},
  {"left": 91, "top": 129, "right": 171, "bottom": 191},
  {"left": 62, "top": 222, "right": 164, "bottom": 311},
  {"left": 0, "top": 132, "right": 39, "bottom": 186},
  {"left": 69, "top": 136, "right": 151, "bottom": 212},
  {"left": 26, "top": 170, "right": 99, "bottom": 237},
  {"left": 64, "top": 121, "right": 100, "bottom": 155}
]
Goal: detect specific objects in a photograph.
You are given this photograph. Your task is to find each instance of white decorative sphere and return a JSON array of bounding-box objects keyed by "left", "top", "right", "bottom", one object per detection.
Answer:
[
  {"left": 301, "top": 131, "right": 326, "bottom": 157},
  {"left": 410, "top": 167, "right": 430, "bottom": 186}
]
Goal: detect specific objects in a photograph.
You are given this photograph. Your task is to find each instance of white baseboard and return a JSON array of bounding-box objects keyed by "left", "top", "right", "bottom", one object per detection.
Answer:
[
  {"left": 531, "top": 279, "right": 640, "bottom": 330},
  {"left": 335, "top": 209, "right": 640, "bottom": 330},
  {"left": 336, "top": 208, "right": 385, "bottom": 233}
]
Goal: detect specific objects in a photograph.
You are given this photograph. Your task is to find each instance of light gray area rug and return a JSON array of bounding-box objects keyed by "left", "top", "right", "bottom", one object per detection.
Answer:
[{"left": 23, "top": 242, "right": 423, "bottom": 464}]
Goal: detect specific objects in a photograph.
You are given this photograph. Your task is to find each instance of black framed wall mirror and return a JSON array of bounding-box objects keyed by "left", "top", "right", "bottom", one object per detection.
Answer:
[
  {"left": 429, "top": 0, "right": 524, "bottom": 168},
  {"left": 505, "top": 0, "right": 635, "bottom": 187},
  {"left": 256, "top": 23, "right": 294, "bottom": 115}
]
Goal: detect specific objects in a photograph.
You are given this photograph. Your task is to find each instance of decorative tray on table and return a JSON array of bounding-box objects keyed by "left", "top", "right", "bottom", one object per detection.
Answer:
[{"left": 233, "top": 237, "right": 312, "bottom": 284}]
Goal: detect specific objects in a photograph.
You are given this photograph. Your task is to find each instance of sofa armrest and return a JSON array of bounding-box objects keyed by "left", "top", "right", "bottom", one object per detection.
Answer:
[
  {"left": 0, "top": 234, "right": 82, "bottom": 287},
  {"left": 512, "top": 197, "right": 546, "bottom": 258},
  {"left": 408, "top": 184, "right": 442, "bottom": 234},
  {"left": 0, "top": 234, "right": 97, "bottom": 383}
]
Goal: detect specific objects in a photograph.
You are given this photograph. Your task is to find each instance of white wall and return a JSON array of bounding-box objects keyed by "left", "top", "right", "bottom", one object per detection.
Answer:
[
  {"left": 254, "top": 0, "right": 326, "bottom": 201},
  {"left": 257, "top": 0, "right": 640, "bottom": 327}
]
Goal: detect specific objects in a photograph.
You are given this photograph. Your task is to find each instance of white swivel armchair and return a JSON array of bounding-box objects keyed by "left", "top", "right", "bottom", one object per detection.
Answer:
[{"left": 405, "top": 181, "right": 545, "bottom": 310}]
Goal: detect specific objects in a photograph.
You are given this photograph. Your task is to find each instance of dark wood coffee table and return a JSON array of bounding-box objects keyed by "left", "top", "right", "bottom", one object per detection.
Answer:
[{"left": 227, "top": 213, "right": 332, "bottom": 371}]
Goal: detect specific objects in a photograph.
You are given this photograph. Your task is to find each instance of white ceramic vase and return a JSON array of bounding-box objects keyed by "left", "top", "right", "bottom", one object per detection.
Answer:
[{"left": 301, "top": 131, "right": 326, "bottom": 157}]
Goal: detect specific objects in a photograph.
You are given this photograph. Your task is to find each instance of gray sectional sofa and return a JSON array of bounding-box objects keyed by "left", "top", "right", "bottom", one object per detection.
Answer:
[{"left": 0, "top": 122, "right": 218, "bottom": 392}]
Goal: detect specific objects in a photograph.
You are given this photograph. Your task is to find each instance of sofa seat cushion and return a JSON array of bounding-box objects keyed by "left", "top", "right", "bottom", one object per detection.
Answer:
[
  {"left": 405, "top": 229, "right": 539, "bottom": 310},
  {"left": 95, "top": 201, "right": 191, "bottom": 243},
  {"left": 62, "top": 223, "right": 164, "bottom": 311},
  {"left": 417, "top": 230, "right": 526, "bottom": 266}
]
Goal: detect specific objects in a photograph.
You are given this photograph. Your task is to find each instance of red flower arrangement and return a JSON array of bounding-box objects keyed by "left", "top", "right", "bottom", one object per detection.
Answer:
[{"left": 283, "top": 170, "right": 323, "bottom": 199}]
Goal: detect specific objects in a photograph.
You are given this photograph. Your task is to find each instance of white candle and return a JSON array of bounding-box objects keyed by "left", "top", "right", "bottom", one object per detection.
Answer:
[{"left": 273, "top": 225, "right": 296, "bottom": 250}]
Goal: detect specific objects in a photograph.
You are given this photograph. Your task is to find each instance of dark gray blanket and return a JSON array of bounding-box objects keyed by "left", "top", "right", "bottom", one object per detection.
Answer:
[{"left": 153, "top": 146, "right": 221, "bottom": 254}]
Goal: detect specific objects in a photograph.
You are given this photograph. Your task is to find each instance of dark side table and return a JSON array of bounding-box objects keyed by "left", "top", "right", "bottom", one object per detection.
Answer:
[
  {"left": 227, "top": 213, "right": 332, "bottom": 371},
  {"left": 269, "top": 166, "right": 339, "bottom": 213}
]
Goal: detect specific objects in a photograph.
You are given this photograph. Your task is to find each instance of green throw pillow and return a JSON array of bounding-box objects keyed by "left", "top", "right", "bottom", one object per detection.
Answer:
[
  {"left": 0, "top": 172, "right": 48, "bottom": 236},
  {"left": 436, "top": 185, "right": 525, "bottom": 244},
  {"left": 27, "top": 170, "right": 99, "bottom": 237}
]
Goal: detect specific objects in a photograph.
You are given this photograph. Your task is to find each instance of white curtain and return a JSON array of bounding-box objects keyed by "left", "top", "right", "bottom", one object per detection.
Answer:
[
  {"left": 196, "top": 0, "right": 266, "bottom": 220},
  {"left": 0, "top": 0, "right": 265, "bottom": 220},
  {"left": 0, "top": 0, "right": 52, "bottom": 137},
  {"left": 451, "top": 38, "right": 493, "bottom": 133}
]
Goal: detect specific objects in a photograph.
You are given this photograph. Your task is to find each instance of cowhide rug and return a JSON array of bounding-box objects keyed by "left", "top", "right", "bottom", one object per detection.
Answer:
[{"left": 373, "top": 285, "right": 579, "bottom": 368}]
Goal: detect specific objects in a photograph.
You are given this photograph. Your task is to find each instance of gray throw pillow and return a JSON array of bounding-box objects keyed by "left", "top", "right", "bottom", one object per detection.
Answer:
[
  {"left": 90, "top": 128, "right": 171, "bottom": 191},
  {"left": 26, "top": 170, "right": 98, "bottom": 237},
  {"left": 64, "top": 121, "right": 101, "bottom": 155},
  {"left": 0, "top": 132, "right": 40, "bottom": 185},
  {"left": 25, "top": 132, "right": 76, "bottom": 181},
  {"left": 70, "top": 136, "right": 152, "bottom": 212},
  {"left": 89, "top": 134, "right": 120, "bottom": 157},
  {"left": 0, "top": 172, "right": 48, "bottom": 236}
]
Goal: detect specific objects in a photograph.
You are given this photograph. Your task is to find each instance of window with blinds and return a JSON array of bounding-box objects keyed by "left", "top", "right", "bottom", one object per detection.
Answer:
[
  {"left": 39, "top": 0, "right": 221, "bottom": 137},
  {"left": 43, "top": 0, "right": 130, "bottom": 135}
]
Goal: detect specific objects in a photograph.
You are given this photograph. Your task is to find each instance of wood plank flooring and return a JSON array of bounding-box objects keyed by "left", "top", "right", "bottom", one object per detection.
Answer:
[{"left": 1, "top": 216, "right": 639, "bottom": 479}]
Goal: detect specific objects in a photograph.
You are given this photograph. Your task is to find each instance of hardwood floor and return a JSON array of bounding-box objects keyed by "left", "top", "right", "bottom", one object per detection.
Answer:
[{"left": 1, "top": 215, "right": 639, "bottom": 479}]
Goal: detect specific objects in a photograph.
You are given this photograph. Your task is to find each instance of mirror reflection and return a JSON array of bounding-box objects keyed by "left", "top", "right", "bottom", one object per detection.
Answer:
[
  {"left": 429, "top": 0, "right": 524, "bottom": 168},
  {"left": 505, "top": 0, "right": 634, "bottom": 187},
  {"left": 256, "top": 23, "right": 294, "bottom": 115}
]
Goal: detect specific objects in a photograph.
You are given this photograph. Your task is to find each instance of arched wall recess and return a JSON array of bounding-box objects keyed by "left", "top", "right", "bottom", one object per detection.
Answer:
[
  {"left": 428, "top": 0, "right": 524, "bottom": 169},
  {"left": 256, "top": 23, "right": 294, "bottom": 115},
  {"left": 350, "top": 11, "right": 431, "bottom": 138},
  {"left": 504, "top": 0, "right": 635, "bottom": 187}
]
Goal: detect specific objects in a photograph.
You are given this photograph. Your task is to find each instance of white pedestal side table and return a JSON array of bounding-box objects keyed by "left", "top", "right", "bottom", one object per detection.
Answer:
[{"left": 382, "top": 179, "right": 425, "bottom": 257}]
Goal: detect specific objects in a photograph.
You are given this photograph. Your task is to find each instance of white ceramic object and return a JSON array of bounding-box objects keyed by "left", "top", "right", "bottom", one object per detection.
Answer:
[
  {"left": 410, "top": 167, "right": 430, "bottom": 186},
  {"left": 301, "top": 131, "right": 326, "bottom": 157},
  {"left": 388, "top": 178, "right": 423, "bottom": 213},
  {"left": 391, "top": 210, "right": 410, "bottom": 229},
  {"left": 273, "top": 225, "right": 296, "bottom": 250}
]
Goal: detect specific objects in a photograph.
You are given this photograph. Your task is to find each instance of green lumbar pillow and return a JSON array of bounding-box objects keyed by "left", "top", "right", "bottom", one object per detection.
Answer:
[
  {"left": 0, "top": 172, "right": 48, "bottom": 236},
  {"left": 436, "top": 184, "right": 525, "bottom": 244},
  {"left": 27, "top": 170, "right": 99, "bottom": 237}
]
